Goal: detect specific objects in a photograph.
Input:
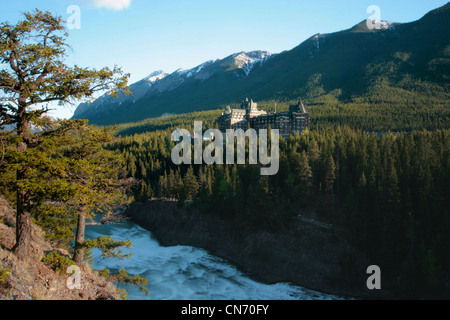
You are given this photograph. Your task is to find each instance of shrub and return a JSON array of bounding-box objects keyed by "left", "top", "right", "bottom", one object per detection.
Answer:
[
  {"left": 0, "top": 269, "right": 11, "bottom": 283},
  {"left": 98, "top": 268, "right": 110, "bottom": 279},
  {"left": 42, "top": 252, "right": 76, "bottom": 275}
]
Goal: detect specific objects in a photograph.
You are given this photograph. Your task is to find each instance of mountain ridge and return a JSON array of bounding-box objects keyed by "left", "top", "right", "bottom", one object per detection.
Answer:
[
  {"left": 72, "top": 50, "right": 274, "bottom": 119},
  {"left": 73, "top": 2, "right": 450, "bottom": 125}
]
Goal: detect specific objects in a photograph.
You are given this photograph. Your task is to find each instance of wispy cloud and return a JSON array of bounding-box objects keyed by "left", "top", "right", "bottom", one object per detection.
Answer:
[{"left": 91, "top": 0, "right": 132, "bottom": 10}]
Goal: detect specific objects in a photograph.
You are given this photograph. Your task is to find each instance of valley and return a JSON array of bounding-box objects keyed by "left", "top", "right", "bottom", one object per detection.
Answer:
[{"left": 1, "top": 2, "right": 449, "bottom": 302}]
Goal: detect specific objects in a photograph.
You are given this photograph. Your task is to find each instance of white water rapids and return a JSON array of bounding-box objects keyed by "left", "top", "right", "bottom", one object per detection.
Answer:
[{"left": 85, "top": 220, "right": 342, "bottom": 300}]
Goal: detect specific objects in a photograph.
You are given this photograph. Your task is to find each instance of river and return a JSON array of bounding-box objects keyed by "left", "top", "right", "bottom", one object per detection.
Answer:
[{"left": 85, "top": 220, "right": 342, "bottom": 300}]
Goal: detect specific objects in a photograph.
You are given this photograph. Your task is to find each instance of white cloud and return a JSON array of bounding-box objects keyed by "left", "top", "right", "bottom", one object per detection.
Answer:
[{"left": 92, "top": 0, "right": 132, "bottom": 10}]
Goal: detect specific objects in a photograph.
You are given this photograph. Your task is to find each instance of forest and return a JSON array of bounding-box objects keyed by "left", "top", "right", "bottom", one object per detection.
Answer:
[{"left": 108, "top": 110, "right": 450, "bottom": 298}]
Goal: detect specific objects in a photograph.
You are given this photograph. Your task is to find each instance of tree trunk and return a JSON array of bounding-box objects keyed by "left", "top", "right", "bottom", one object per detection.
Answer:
[
  {"left": 73, "top": 211, "right": 86, "bottom": 265},
  {"left": 12, "top": 115, "right": 32, "bottom": 261},
  {"left": 12, "top": 188, "right": 32, "bottom": 260}
]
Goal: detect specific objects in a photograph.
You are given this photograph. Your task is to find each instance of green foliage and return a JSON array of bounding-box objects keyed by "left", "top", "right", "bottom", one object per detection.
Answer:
[
  {"left": 0, "top": 120, "right": 132, "bottom": 246},
  {"left": 0, "top": 269, "right": 11, "bottom": 283},
  {"left": 112, "top": 123, "right": 450, "bottom": 296},
  {"left": 0, "top": 9, "right": 130, "bottom": 123},
  {"left": 114, "top": 110, "right": 222, "bottom": 137},
  {"left": 183, "top": 166, "right": 199, "bottom": 200},
  {"left": 81, "top": 236, "right": 133, "bottom": 260},
  {"left": 42, "top": 252, "right": 75, "bottom": 275},
  {"left": 115, "top": 269, "right": 150, "bottom": 297},
  {"left": 98, "top": 268, "right": 110, "bottom": 279},
  {"left": 0, "top": 9, "right": 131, "bottom": 259},
  {"left": 117, "top": 288, "right": 128, "bottom": 300},
  {"left": 33, "top": 203, "right": 78, "bottom": 245},
  {"left": 109, "top": 88, "right": 450, "bottom": 139},
  {"left": 422, "top": 249, "right": 440, "bottom": 288}
]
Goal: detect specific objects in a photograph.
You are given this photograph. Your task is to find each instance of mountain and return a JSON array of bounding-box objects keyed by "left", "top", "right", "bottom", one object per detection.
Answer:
[
  {"left": 73, "top": 3, "right": 450, "bottom": 125},
  {"left": 72, "top": 51, "right": 273, "bottom": 122}
]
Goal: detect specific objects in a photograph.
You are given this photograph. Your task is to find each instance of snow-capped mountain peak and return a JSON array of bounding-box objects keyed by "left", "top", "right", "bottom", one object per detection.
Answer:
[
  {"left": 174, "top": 59, "right": 218, "bottom": 79},
  {"left": 365, "top": 19, "right": 394, "bottom": 30},
  {"left": 232, "top": 50, "right": 272, "bottom": 76},
  {"left": 143, "top": 70, "right": 168, "bottom": 83},
  {"left": 73, "top": 50, "right": 273, "bottom": 118}
]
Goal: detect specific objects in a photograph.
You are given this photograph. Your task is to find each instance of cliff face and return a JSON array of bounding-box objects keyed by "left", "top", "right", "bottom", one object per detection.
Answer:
[
  {"left": 0, "top": 197, "right": 119, "bottom": 300},
  {"left": 126, "top": 200, "right": 391, "bottom": 299}
]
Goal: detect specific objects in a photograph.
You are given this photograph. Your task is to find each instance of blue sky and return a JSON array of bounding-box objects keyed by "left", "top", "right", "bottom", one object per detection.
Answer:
[{"left": 2, "top": 0, "right": 448, "bottom": 118}]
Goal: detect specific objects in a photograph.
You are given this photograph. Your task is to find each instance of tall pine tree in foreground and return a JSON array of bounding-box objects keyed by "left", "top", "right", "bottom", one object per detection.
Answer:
[
  {"left": 0, "top": 10, "right": 130, "bottom": 260},
  {"left": 59, "top": 123, "right": 135, "bottom": 264}
]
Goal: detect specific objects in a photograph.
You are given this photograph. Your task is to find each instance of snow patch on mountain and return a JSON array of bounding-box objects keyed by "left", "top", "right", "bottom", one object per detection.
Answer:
[
  {"left": 144, "top": 70, "right": 168, "bottom": 84},
  {"left": 233, "top": 51, "right": 272, "bottom": 76},
  {"left": 366, "top": 20, "right": 394, "bottom": 30},
  {"left": 175, "top": 59, "right": 218, "bottom": 79},
  {"left": 73, "top": 50, "right": 272, "bottom": 118}
]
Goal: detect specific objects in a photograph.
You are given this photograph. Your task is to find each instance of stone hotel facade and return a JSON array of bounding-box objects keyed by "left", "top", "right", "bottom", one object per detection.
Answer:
[{"left": 217, "top": 98, "right": 310, "bottom": 138}]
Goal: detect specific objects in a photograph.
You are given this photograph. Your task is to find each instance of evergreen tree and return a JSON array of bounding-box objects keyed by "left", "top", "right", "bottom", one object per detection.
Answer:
[
  {"left": 296, "top": 151, "right": 313, "bottom": 205},
  {"left": 324, "top": 154, "right": 337, "bottom": 209},
  {"left": 0, "top": 10, "right": 129, "bottom": 260},
  {"left": 183, "top": 166, "right": 199, "bottom": 200}
]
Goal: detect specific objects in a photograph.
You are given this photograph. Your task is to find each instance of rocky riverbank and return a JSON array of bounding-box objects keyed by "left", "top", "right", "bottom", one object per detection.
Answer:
[
  {"left": 0, "top": 196, "right": 119, "bottom": 300},
  {"left": 125, "top": 200, "right": 392, "bottom": 299}
]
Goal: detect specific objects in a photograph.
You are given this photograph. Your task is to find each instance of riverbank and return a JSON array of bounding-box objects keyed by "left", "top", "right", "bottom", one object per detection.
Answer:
[
  {"left": 0, "top": 196, "right": 119, "bottom": 300},
  {"left": 125, "top": 200, "right": 392, "bottom": 299}
]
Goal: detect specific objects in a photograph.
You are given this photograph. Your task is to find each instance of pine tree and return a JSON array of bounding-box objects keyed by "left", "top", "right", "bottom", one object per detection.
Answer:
[
  {"left": 308, "top": 139, "right": 320, "bottom": 162},
  {"left": 296, "top": 151, "right": 313, "bottom": 205},
  {"left": 58, "top": 124, "right": 134, "bottom": 265},
  {"left": 0, "top": 10, "right": 129, "bottom": 260},
  {"left": 183, "top": 166, "right": 199, "bottom": 200},
  {"left": 158, "top": 173, "right": 168, "bottom": 198},
  {"left": 325, "top": 154, "right": 336, "bottom": 210}
]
